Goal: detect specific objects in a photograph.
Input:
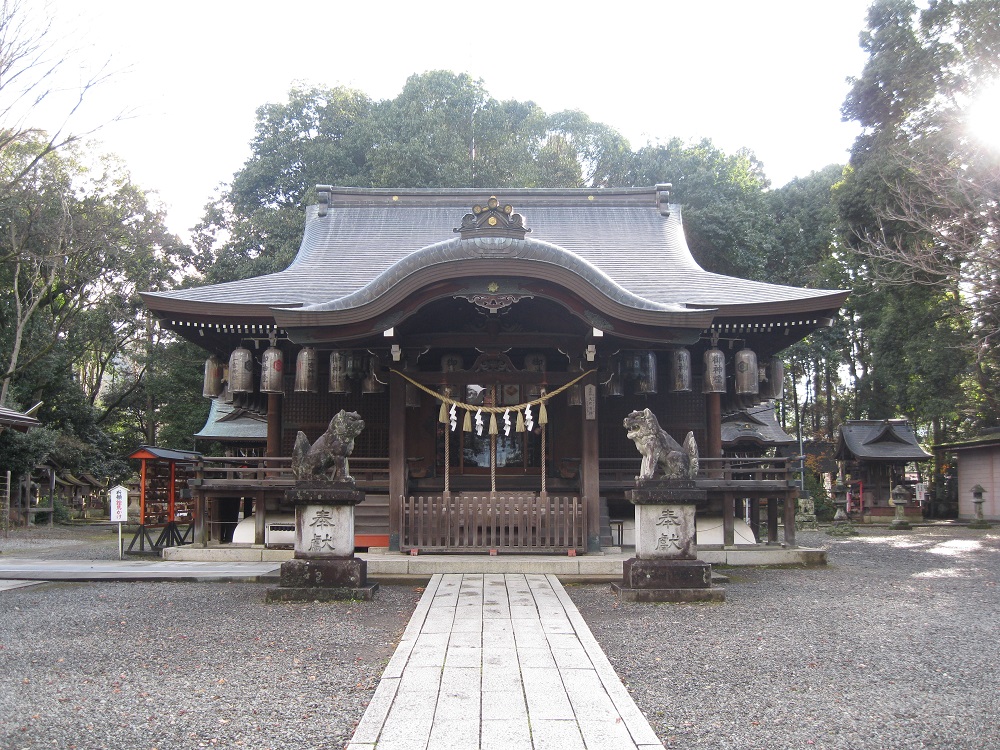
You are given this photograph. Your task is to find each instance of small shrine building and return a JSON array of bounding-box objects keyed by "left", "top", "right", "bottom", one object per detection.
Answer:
[{"left": 141, "top": 186, "right": 848, "bottom": 552}]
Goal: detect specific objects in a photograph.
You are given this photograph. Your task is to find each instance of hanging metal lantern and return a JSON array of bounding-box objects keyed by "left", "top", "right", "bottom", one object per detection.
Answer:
[
  {"left": 702, "top": 348, "right": 726, "bottom": 394},
  {"left": 524, "top": 352, "right": 546, "bottom": 399},
  {"left": 402, "top": 364, "right": 421, "bottom": 408},
  {"left": 228, "top": 346, "right": 254, "bottom": 394},
  {"left": 635, "top": 351, "right": 658, "bottom": 395},
  {"left": 361, "top": 355, "right": 384, "bottom": 394},
  {"left": 670, "top": 349, "right": 692, "bottom": 393},
  {"left": 260, "top": 345, "right": 285, "bottom": 394},
  {"left": 202, "top": 355, "right": 224, "bottom": 398},
  {"left": 767, "top": 358, "right": 785, "bottom": 400},
  {"left": 294, "top": 347, "right": 318, "bottom": 393},
  {"left": 405, "top": 382, "right": 422, "bottom": 408},
  {"left": 329, "top": 350, "right": 350, "bottom": 394},
  {"left": 735, "top": 348, "right": 759, "bottom": 396},
  {"left": 441, "top": 353, "right": 463, "bottom": 373},
  {"left": 602, "top": 359, "right": 624, "bottom": 397},
  {"left": 566, "top": 363, "right": 583, "bottom": 407}
]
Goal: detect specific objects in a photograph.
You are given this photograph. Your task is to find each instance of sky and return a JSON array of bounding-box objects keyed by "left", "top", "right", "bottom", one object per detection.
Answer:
[{"left": 36, "top": 0, "right": 875, "bottom": 241}]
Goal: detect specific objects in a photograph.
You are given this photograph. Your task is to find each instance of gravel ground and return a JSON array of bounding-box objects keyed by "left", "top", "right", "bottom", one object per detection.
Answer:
[
  {"left": 1, "top": 524, "right": 123, "bottom": 560},
  {"left": 2, "top": 524, "right": 998, "bottom": 749},
  {"left": 568, "top": 526, "right": 1000, "bottom": 750},
  {"left": 0, "top": 525, "right": 423, "bottom": 750}
]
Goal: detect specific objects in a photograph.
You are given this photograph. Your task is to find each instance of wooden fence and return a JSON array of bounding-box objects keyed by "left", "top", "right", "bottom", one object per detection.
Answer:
[{"left": 402, "top": 493, "right": 586, "bottom": 552}]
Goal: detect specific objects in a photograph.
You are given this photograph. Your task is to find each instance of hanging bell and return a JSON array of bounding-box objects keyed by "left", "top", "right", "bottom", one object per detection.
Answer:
[
  {"left": 228, "top": 346, "right": 254, "bottom": 394},
  {"left": 202, "top": 355, "right": 223, "bottom": 398},
  {"left": 329, "top": 350, "right": 350, "bottom": 394},
  {"left": 260, "top": 345, "right": 285, "bottom": 394},
  {"left": 702, "top": 348, "right": 726, "bottom": 394},
  {"left": 635, "top": 351, "right": 658, "bottom": 395},
  {"left": 734, "top": 348, "right": 759, "bottom": 396},
  {"left": 294, "top": 348, "right": 318, "bottom": 393},
  {"left": 669, "top": 349, "right": 692, "bottom": 393}
]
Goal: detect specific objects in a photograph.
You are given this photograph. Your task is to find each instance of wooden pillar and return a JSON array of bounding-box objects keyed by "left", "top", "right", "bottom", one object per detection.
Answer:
[
  {"left": 723, "top": 491, "right": 735, "bottom": 547},
  {"left": 706, "top": 392, "right": 722, "bottom": 459},
  {"left": 767, "top": 497, "right": 779, "bottom": 544},
  {"left": 261, "top": 392, "right": 282, "bottom": 546},
  {"left": 581, "top": 375, "right": 600, "bottom": 552},
  {"left": 195, "top": 491, "right": 207, "bottom": 546},
  {"left": 266, "top": 393, "right": 282, "bottom": 458},
  {"left": 388, "top": 371, "right": 405, "bottom": 551},
  {"left": 784, "top": 487, "right": 798, "bottom": 547},
  {"left": 749, "top": 497, "right": 760, "bottom": 542},
  {"left": 254, "top": 490, "right": 266, "bottom": 545}
]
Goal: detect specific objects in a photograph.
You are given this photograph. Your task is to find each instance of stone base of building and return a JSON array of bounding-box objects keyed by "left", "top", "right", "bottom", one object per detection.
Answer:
[
  {"left": 266, "top": 557, "right": 378, "bottom": 601},
  {"left": 612, "top": 557, "right": 725, "bottom": 602}
]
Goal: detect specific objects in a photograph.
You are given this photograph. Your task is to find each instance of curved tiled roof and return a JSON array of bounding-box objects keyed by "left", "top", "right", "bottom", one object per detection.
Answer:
[{"left": 142, "top": 187, "right": 848, "bottom": 323}]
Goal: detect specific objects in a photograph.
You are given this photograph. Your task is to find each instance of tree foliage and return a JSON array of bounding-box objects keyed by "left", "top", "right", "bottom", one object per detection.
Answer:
[
  {"left": 837, "top": 0, "right": 1000, "bottom": 433},
  {"left": 196, "top": 73, "right": 783, "bottom": 288}
]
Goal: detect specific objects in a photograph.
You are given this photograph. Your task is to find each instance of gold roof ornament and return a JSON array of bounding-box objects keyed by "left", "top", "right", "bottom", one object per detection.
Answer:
[{"left": 455, "top": 196, "right": 530, "bottom": 239}]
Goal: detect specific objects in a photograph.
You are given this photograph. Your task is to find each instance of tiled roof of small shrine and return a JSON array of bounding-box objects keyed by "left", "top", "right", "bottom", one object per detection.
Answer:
[{"left": 834, "top": 420, "right": 932, "bottom": 462}]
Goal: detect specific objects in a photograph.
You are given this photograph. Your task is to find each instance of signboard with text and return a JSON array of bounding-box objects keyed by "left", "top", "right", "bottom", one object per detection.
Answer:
[{"left": 109, "top": 485, "right": 129, "bottom": 523}]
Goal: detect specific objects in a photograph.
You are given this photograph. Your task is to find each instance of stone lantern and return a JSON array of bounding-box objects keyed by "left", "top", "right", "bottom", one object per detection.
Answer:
[
  {"left": 889, "top": 484, "right": 912, "bottom": 530},
  {"left": 969, "top": 484, "right": 991, "bottom": 529},
  {"left": 828, "top": 482, "right": 858, "bottom": 536}
]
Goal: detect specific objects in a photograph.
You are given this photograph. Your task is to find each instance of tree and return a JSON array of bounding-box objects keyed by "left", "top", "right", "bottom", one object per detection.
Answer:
[
  {"left": 0, "top": 0, "right": 111, "bottom": 195},
  {"left": 838, "top": 0, "right": 1000, "bottom": 431},
  {"left": 629, "top": 137, "right": 774, "bottom": 278}
]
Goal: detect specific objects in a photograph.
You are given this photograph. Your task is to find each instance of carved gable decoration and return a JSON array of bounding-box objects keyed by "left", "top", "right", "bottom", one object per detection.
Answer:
[{"left": 455, "top": 197, "right": 530, "bottom": 240}]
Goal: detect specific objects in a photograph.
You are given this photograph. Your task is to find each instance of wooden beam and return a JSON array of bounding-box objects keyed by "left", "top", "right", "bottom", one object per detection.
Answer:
[{"left": 581, "top": 373, "right": 600, "bottom": 552}]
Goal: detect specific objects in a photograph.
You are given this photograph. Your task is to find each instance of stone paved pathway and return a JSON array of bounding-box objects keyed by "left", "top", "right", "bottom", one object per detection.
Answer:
[{"left": 347, "top": 572, "right": 664, "bottom": 750}]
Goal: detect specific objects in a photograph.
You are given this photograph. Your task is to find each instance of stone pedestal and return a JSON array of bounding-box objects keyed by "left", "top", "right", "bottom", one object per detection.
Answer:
[
  {"left": 795, "top": 495, "right": 819, "bottom": 531},
  {"left": 266, "top": 481, "right": 378, "bottom": 602},
  {"left": 612, "top": 480, "right": 724, "bottom": 603}
]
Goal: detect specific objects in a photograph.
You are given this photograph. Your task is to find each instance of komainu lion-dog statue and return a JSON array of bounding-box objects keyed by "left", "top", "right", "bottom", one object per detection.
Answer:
[
  {"left": 623, "top": 408, "right": 699, "bottom": 480},
  {"left": 292, "top": 410, "right": 366, "bottom": 482}
]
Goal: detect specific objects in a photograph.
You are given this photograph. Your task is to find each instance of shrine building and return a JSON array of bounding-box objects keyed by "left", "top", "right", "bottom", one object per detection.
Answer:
[{"left": 141, "top": 186, "right": 848, "bottom": 553}]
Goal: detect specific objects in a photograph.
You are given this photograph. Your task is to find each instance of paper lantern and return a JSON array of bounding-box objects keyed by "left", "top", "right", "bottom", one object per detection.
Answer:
[
  {"left": 670, "top": 349, "right": 692, "bottom": 393},
  {"left": 202, "top": 355, "right": 223, "bottom": 398},
  {"left": 766, "top": 358, "right": 785, "bottom": 400},
  {"left": 260, "top": 346, "right": 285, "bottom": 394},
  {"left": 361, "top": 356, "right": 383, "bottom": 394},
  {"left": 329, "top": 350, "right": 350, "bottom": 394},
  {"left": 228, "top": 347, "right": 253, "bottom": 394},
  {"left": 294, "top": 348, "right": 318, "bottom": 393},
  {"left": 734, "top": 348, "right": 759, "bottom": 396},
  {"left": 525, "top": 352, "right": 546, "bottom": 399},
  {"left": 702, "top": 348, "right": 726, "bottom": 394},
  {"left": 635, "top": 351, "right": 658, "bottom": 395},
  {"left": 602, "top": 360, "right": 624, "bottom": 397}
]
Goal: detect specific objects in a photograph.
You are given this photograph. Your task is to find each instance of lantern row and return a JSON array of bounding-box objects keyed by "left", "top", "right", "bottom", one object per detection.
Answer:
[{"left": 203, "top": 346, "right": 783, "bottom": 401}]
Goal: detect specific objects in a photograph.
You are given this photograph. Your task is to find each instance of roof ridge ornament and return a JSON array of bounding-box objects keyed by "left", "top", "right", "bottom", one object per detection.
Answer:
[{"left": 455, "top": 196, "right": 530, "bottom": 239}]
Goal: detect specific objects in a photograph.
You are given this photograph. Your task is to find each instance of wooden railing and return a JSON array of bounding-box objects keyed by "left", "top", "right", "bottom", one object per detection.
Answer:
[
  {"left": 190, "top": 456, "right": 390, "bottom": 491},
  {"left": 599, "top": 456, "right": 800, "bottom": 489},
  {"left": 402, "top": 494, "right": 586, "bottom": 552}
]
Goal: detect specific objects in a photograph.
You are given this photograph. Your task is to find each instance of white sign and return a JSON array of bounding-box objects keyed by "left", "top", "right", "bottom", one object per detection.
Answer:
[
  {"left": 109, "top": 485, "right": 129, "bottom": 523},
  {"left": 584, "top": 384, "right": 597, "bottom": 420}
]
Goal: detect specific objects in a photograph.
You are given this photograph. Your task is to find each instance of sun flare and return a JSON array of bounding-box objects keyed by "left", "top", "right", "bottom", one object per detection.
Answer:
[{"left": 968, "top": 80, "right": 1000, "bottom": 150}]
